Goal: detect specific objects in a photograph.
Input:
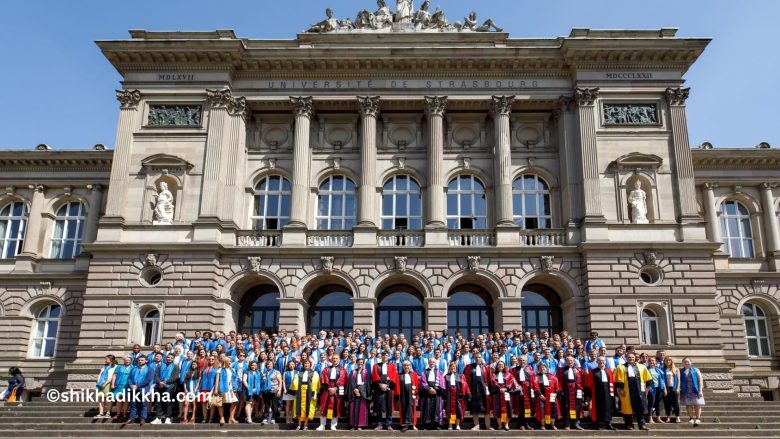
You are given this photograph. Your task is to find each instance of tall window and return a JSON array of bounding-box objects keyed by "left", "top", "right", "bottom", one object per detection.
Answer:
[
  {"left": 377, "top": 290, "right": 425, "bottom": 340},
  {"left": 252, "top": 176, "right": 291, "bottom": 230},
  {"left": 141, "top": 309, "right": 161, "bottom": 346},
  {"left": 446, "top": 175, "right": 487, "bottom": 229},
  {"left": 720, "top": 200, "right": 755, "bottom": 258},
  {"left": 32, "top": 304, "right": 61, "bottom": 358},
  {"left": 0, "top": 201, "right": 27, "bottom": 259},
  {"left": 742, "top": 302, "right": 771, "bottom": 357},
  {"left": 50, "top": 202, "right": 85, "bottom": 259},
  {"left": 308, "top": 289, "right": 353, "bottom": 335},
  {"left": 512, "top": 175, "right": 551, "bottom": 229},
  {"left": 521, "top": 287, "right": 562, "bottom": 336},
  {"left": 239, "top": 287, "right": 280, "bottom": 335},
  {"left": 381, "top": 176, "right": 423, "bottom": 230},
  {"left": 317, "top": 176, "right": 357, "bottom": 230},
  {"left": 641, "top": 309, "right": 661, "bottom": 345},
  {"left": 447, "top": 289, "right": 493, "bottom": 336}
]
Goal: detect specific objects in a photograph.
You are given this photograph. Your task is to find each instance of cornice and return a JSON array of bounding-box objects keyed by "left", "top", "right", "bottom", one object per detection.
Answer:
[
  {"left": 692, "top": 148, "right": 780, "bottom": 170},
  {"left": 0, "top": 151, "right": 113, "bottom": 171}
]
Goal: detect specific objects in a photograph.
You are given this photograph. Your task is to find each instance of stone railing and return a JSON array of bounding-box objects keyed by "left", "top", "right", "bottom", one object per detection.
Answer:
[
  {"left": 307, "top": 230, "right": 354, "bottom": 247},
  {"left": 377, "top": 230, "right": 425, "bottom": 247},
  {"left": 236, "top": 230, "right": 282, "bottom": 247},
  {"left": 519, "top": 229, "right": 567, "bottom": 246},
  {"left": 447, "top": 230, "right": 494, "bottom": 247}
]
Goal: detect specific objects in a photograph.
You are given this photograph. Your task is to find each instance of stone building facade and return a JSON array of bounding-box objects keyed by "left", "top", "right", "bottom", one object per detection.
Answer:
[{"left": 0, "top": 13, "right": 778, "bottom": 397}]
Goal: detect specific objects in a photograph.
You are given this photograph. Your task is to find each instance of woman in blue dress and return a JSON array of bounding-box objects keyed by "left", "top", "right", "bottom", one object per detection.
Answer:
[{"left": 111, "top": 356, "right": 132, "bottom": 421}]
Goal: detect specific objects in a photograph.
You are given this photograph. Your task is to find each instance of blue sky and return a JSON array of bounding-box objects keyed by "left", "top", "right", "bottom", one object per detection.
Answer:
[{"left": 0, "top": 0, "right": 777, "bottom": 149}]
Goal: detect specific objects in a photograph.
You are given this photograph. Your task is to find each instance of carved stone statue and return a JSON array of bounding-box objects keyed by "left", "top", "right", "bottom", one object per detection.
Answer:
[
  {"left": 153, "top": 182, "right": 175, "bottom": 225},
  {"left": 628, "top": 181, "right": 649, "bottom": 224},
  {"left": 307, "top": 8, "right": 339, "bottom": 33},
  {"left": 413, "top": 0, "right": 431, "bottom": 28},
  {"left": 354, "top": 9, "right": 375, "bottom": 29},
  {"left": 396, "top": 0, "right": 414, "bottom": 24},
  {"left": 374, "top": 0, "right": 394, "bottom": 29},
  {"left": 463, "top": 11, "right": 502, "bottom": 32}
]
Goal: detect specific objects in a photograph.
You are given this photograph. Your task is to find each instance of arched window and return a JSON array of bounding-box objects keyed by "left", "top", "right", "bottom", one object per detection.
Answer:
[
  {"left": 720, "top": 200, "right": 755, "bottom": 258},
  {"left": 521, "top": 286, "right": 562, "bottom": 336},
  {"left": 376, "top": 289, "right": 425, "bottom": 340},
  {"left": 317, "top": 176, "right": 357, "bottom": 230},
  {"left": 308, "top": 288, "right": 353, "bottom": 335},
  {"left": 641, "top": 309, "right": 661, "bottom": 345},
  {"left": 239, "top": 286, "right": 280, "bottom": 335},
  {"left": 512, "top": 175, "right": 551, "bottom": 229},
  {"left": 447, "top": 288, "right": 493, "bottom": 336},
  {"left": 446, "top": 175, "right": 487, "bottom": 229},
  {"left": 252, "top": 176, "right": 291, "bottom": 230},
  {"left": 0, "top": 201, "right": 28, "bottom": 259},
  {"left": 32, "top": 304, "right": 61, "bottom": 358},
  {"left": 50, "top": 202, "right": 86, "bottom": 259},
  {"left": 141, "top": 309, "right": 161, "bottom": 347},
  {"left": 381, "top": 176, "right": 423, "bottom": 230},
  {"left": 742, "top": 302, "right": 771, "bottom": 357}
]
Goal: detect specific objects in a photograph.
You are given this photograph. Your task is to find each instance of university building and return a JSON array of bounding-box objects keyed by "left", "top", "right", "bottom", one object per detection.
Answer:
[{"left": 0, "top": 4, "right": 778, "bottom": 398}]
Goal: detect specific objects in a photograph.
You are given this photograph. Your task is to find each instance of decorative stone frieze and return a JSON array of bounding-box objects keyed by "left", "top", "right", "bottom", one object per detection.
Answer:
[
  {"left": 148, "top": 105, "right": 202, "bottom": 126},
  {"left": 603, "top": 103, "right": 659, "bottom": 125}
]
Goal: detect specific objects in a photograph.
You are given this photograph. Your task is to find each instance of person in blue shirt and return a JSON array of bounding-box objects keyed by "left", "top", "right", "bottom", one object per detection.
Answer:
[
  {"left": 146, "top": 344, "right": 163, "bottom": 365},
  {"left": 646, "top": 357, "right": 666, "bottom": 423},
  {"left": 125, "top": 355, "right": 153, "bottom": 425},
  {"left": 584, "top": 331, "right": 606, "bottom": 354},
  {"left": 582, "top": 349, "right": 599, "bottom": 372},
  {"left": 540, "top": 349, "right": 557, "bottom": 375},
  {"left": 680, "top": 357, "right": 705, "bottom": 426},
  {"left": 243, "top": 361, "right": 263, "bottom": 424},
  {"left": 151, "top": 353, "right": 180, "bottom": 425},
  {"left": 128, "top": 344, "right": 144, "bottom": 367}
]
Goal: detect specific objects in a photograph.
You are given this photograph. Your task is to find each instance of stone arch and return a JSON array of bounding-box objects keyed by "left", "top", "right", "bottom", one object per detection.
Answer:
[
  {"left": 312, "top": 166, "right": 360, "bottom": 191},
  {"left": 512, "top": 165, "right": 560, "bottom": 189},
  {"left": 21, "top": 294, "right": 67, "bottom": 318},
  {"left": 444, "top": 168, "right": 491, "bottom": 191},
  {"left": 0, "top": 194, "right": 31, "bottom": 213},
  {"left": 221, "top": 269, "right": 286, "bottom": 334},
  {"left": 245, "top": 167, "right": 293, "bottom": 192},
  {"left": 715, "top": 192, "right": 761, "bottom": 215},
  {"left": 715, "top": 193, "right": 763, "bottom": 257},
  {"left": 295, "top": 270, "right": 359, "bottom": 302},
  {"left": 517, "top": 270, "right": 584, "bottom": 336},
  {"left": 737, "top": 293, "right": 780, "bottom": 317},
  {"left": 442, "top": 269, "right": 507, "bottom": 301},
  {"left": 378, "top": 166, "right": 427, "bottom": 190},
  {"left": 368, "top": 269, "right": 434, "bottom": 300},
  {"left": 46, "top": 193, "right": 90, "bottom": 216}
]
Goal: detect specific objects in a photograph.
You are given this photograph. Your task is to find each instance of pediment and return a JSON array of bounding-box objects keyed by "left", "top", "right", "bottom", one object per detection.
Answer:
[
  {"left": 612, "top": 152, "right": 663, "bottom": 170},
  {"left": 141, "top": 154, "right": 193, "bottom": 171}
]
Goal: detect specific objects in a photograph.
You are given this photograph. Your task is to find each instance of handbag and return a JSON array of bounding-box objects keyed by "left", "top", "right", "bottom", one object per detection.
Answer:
[
  {"left": 7, "top": 388, "right": 17, "bottom": 403},
  {"left": 209, "top": 392, "right": 223, "bottom": 407}
]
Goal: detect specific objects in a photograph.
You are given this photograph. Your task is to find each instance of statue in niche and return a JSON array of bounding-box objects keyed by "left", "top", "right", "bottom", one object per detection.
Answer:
[
  {"left": 396, "top": 0, "right": 414, "bottom": 24},
  {"left": 463, "top": 11, "right": 502, "bottom": 32},
  {"left": 307, "top": 8, "right": 339, "bottom": 33},
  {"left": 153, "top": 181, "right": 175, "bottom": 225},
  {"left": 374, "top": 0, "right": 394, "bottom": 28},
  {"left": 628, "top": 181, "right": 649, "bottom": 224}
]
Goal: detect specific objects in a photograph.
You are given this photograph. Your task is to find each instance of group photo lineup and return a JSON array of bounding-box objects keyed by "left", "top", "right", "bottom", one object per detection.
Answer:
[{"left": 0, "top": 0, "right": 778, "bottom": 436}]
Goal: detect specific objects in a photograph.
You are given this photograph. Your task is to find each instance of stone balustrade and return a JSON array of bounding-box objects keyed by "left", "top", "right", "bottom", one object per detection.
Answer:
[
  {"left": 307, "top": 230, "right": 354, "bottom": 247},
  {"left": 447, "top": 230, "right": 495, "bottom": 247},
  {"left": 236, "top": 230, "right": 282, "bottom": 247},
  {"left": 519, "top": 229, "right": 567, "bottom": 246},
  {"left": 377, "top": 230, "right": 425, "bottom": 247}
]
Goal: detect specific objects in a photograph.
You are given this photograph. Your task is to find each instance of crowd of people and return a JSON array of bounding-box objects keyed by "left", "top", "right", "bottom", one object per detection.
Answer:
[{"left": 90, "top": 328, "right": 706, "bottom": 431}]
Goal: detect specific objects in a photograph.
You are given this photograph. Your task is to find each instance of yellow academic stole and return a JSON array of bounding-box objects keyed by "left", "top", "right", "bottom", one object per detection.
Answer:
[
  {"left": 450, "top": 414, "right": 456, "bottom": 425},
  {"left": 299, "top": 384, "right": 309, "bottom": 422}
]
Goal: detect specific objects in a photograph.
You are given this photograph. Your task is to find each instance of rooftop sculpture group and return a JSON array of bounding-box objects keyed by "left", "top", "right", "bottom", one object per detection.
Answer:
[{"left": 306, "top": 0, "right": 502, "bottom": 33}]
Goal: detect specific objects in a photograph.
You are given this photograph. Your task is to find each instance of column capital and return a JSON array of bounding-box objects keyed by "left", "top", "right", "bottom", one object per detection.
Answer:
[
  {"left": 761, "top": 182, "right": 778, "bottom": 191},
  {"left": 27, "top": 184, "right": 45, "bottom": 193},
  {"left": 424, "top": 96, "right": 448, "bottom": 117},
  {"left": 115, "top": 89, "right": 141, "bottom": 109},
  {"left": 490, "top": 95, "right": 515, "bottom": 117},
  {"left": 574, "top": 88, "right": 599, "bottom": 107},
  {"left": 87, "top": 184, "right": 104, "bottom": 192},
  {"left": 206, "top": 89, "right": 248, "bottom": 119},
  {"left": 703, "top": 182, "right": 719, "bottom": 190},
  {"left": 665, "top": 87, "right": 690, "bottom": 106},
  {"left": 290, "top": 96, "right": 315, "bottom": 119},
  {"left": 558, "top": 95, "right": 576, "bottom": 112},
  {"left": 357, "top": 96, "right": 381, "bottom": 118}
]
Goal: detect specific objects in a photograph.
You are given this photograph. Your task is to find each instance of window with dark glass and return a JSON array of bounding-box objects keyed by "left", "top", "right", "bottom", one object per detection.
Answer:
[
  {"left": 308, "top": 288, "right": 353, "bottom": 334},
  {"left": 742, "top": 302, "right": 771, "bottom": 357},
  {"left": 381, "top": 176, "right": 423, "bottom": 230},
  {"left": 0, "top": 201, "right": 27, "bottom": 259},
  {"left": 50, "top": 202, "right": 85, "bottom": 259},
  {"left": 376, "top": 289, "right": 425, "bottom": 340},
  {"left": 447, "top": 288, "right": 493, "bottom": 336},
  {"left": 521, "top": 286, "right": 562, "bottom": 336},
  {"left": 317, "top": 176, "right": 357, "bottom": 230},
  {"left": 720, "top": 200, "right": 755, "bottom": 258},
  {"left": 239, "top": 286, "right": 280, "bottom": 335},
  {"left": 252, "top": 176, "right": 291, "bottom": 230},
  {"left": 512, "top": 175, "right": 551, "bottom": 229},
  {"left": 446, "top": 175, "right": 487, "bottom": 229}
]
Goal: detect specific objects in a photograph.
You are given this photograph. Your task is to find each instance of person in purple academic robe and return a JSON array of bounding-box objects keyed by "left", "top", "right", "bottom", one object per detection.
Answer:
[
  {"left": 420, "top": 357, "right": 445, "bottom": 430},
  {"left": 346, "top": 358, "right": 371, "bottom": 430}
]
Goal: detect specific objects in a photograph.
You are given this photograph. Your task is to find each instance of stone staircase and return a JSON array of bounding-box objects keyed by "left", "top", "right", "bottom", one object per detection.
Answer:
[{"left": 0, "top": 390, "right": 777, "bottom": 437}]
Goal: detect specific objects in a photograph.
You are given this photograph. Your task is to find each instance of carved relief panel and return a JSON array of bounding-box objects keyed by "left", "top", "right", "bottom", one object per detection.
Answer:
[
  {"left": 314, "top": 114, "right": 359, "bottom": 151},
  {"left": 248, "top": 114, "right": 294, "bottom": 151},
  {"left": 380, "top": 114, "right": 423, "bottom": 151},
  {"left": 510, "top": 113, "right": 554, "bottom": 150},
  {"left": 446, "top": 113, "right": 487, "bottom": 151}
]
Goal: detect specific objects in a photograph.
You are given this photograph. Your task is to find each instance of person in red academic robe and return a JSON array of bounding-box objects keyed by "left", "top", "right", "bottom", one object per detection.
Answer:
[
  {"left": 397, "top": 360, "right": 420, "bottom": 432},
  {"left": 490, "top": 361, "right": 518, "bottom": 431},
  {"left": 317, "top": 354, "right": 347, "bottom": 431},
  {"left": 463, "top": 354, "right": 493, "bottom": 430},
  {"left": 372, "top": 351, "right": 399, "bottom": 431},
  {"left": 513, "top": 356, "right": 539, "bottom": 430},
  {"left": 443, "top": 361, "right": 469, "bottom": 431},
  {"left": 535, "top": 363, "right": 559, "bottom": 430},
  {"left": 557, "top": 355, "right": 585, "bottom": 430},
  {"left": 587, "top": 356, "right": 616, "bottom": 430}
]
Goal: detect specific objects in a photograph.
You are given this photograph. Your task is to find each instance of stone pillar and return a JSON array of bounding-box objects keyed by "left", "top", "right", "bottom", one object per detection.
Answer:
[
  {"left": 574, "top": 88, "right": 603, "bottom": 222},
  {"left": 760, "top": 183, "right": 780, "bottom": 260},
  {"left": 278, "top": 298, "right": 306, "bottom": 333},
  {"left": 357, "top": 96, "right": 380, "bottom": 227},
  {"left": 424, "top": 96, "right": 448, "bottom": 245},
  {"left": 425, "top": 298, "right": 448, "bottom": 333},
  {"left": 19, "top": 184, "right": 45, "bottom": 258},
  {"left": 353, "top": 298, "right": 377, "bottom": 335},
  {"left": 104, "top": 90, "right": 141, "bottom": 219},
  {"left": 665, "top": 88, "right": 700, "bottom": 222},
  {"left": 703, "top": 183, "right": 722, "bottom": 250},
  {"left": 284, "top": 97, "right": 315, "bottom": 246},
  {"left": 494, "top": 297, "right": 522, "bottom": 332},
  {"left": 220, "top": 97, "right": 249, "bottom": 227},
  {"left": 491, "top": 96, "right": 515, "bottom": 226},
  {"left": 199, "top": 89, "right": 233, "bottom": 219},
  {"left": 83, "top": 184, "right": 103, "bottom": 245}
]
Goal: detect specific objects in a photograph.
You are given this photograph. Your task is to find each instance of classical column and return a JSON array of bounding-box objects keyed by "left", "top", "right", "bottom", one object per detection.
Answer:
[
  {"left": 220, "top": 96, "right": 249, "bottom": 225},
  {"left": 199, "top": 89, "right": 233, "bottom": 218},
  {"left": 425, "top": 96, "right": 447, "bottom": 228},
  {"left": 491, "top": 96, "right": 515, "bottom": 226},
  {"left": 83, "top": 184, "right": 104, "bottom": 245},
  {"left": 760, "top": 183, "right": 780, "bottom": 253},
  {"left": 19, "top": 185, "right": 45, "bottom": 257},
  {"left": 665, "top": 87, "right": 700, "bottom": 221},
  {"left": 357, "top": 96, "right": 380, "bottom": 227},
  {"left": 702, "top": 183, "right": 722, "bottom": 248},
  {"left": 105, "top": 90, "right": 141, "bottom": 218},
  {"left": 288, "top": 97, "right": 315, "bottom": 228},
  {"left": 574, "top": 88, "right": 603, "bottom": 221}
]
